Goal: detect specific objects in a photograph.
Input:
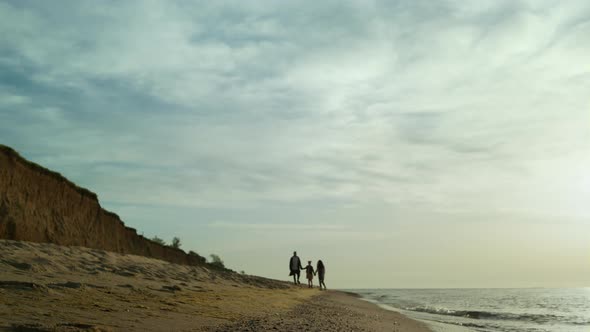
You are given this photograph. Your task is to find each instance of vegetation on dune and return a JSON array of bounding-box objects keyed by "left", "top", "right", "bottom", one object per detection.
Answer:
[
  {"left": 209, "top": 254, "right": 225, "bottom": 269},
  {"left": 171, "top": 236, "right": 181, "bottom": 249},
  {"left": 151, "top": 236, "right": 166, "bottom": 246},
  {"left": 149, "top": 235, "right": 230, "bottom": 271},
  {"left": 0, "top": 144, "right": 98, "bottom": 200}
]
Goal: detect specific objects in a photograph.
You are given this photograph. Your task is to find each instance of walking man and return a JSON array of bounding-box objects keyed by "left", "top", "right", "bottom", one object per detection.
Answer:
[{"left": 289, "top": 251, "right": 303, "bottom": 284}]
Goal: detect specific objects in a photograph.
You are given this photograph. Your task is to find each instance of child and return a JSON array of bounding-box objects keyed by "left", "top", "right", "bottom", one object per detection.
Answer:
[
  {"left": 316, "top": 260, "right": 326, "bottom": 290},
  {"left": 304, "top": 260, "right": 315, "bottom": 288}
]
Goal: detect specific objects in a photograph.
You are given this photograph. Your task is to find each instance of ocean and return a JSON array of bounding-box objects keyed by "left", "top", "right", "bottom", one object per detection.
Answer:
[{"left": 352, "top": 288, "right": 590, "bottom": 332}]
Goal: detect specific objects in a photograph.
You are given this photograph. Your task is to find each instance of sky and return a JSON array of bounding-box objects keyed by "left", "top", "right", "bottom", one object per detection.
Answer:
[{"left": 0, "top": 0, "right": 589, "bottom": 288}]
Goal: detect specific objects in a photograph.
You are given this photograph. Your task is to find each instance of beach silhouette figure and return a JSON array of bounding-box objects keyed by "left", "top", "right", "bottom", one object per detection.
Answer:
[
  {"left": 317, "top": 260, "right": 326, "bottom": 290},
  {"left": 304, "top": 260, "right": 316, "bottom": 288},
  {"left": 289, "top": 251, "right": 303, "bottom": 284}
]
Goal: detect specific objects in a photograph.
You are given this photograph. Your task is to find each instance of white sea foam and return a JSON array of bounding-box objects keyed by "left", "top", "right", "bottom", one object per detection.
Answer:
[
  {"left": 360, "top": 297, "right": 475, "bottom": 332},
  {"left": 351, "top": 288, "right": 590, "bottom": 332}
]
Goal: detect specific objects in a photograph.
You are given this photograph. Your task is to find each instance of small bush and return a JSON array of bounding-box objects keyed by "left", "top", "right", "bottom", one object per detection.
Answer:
[
  {"left": 171, "top": 237, "right": 181, "bottom": 249},
  {"left": 151, "top": 236, "right": 166, "bottom": 246},
  {"left": 209, "top": 254, "right": 225, "bottom": 269}
]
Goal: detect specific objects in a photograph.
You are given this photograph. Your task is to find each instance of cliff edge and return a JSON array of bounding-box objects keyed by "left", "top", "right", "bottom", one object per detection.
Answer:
[{"left": 0, "top": 144, "right": 205, "bottom": 266}]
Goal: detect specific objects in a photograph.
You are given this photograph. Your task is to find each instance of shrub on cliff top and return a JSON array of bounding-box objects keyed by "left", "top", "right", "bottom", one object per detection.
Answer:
[
  {"left": 209, "top": 254, "right": 225, "bottom": 269},
  {"left": 151, "top": 236, "right": 166, "bottom": 246},
  {"left": 171, "top": 237, "right": 181, "bottom": 249}
]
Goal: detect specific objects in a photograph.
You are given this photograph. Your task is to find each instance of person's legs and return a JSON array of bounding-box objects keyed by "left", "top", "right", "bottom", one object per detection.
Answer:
[
  {"left": 292, "top": 271, "right": 297, "bottom": 284},
  {"left": 318, "top": 273, "right": 326, "bottom": 290},
  {"left": 296, "top": 271, "right": 301, "bottom": 284}
]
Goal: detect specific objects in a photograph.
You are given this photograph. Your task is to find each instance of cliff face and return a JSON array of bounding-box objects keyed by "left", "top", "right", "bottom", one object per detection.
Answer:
[{"left": 0, "top": 145, "right": 204, "bottom": 266}]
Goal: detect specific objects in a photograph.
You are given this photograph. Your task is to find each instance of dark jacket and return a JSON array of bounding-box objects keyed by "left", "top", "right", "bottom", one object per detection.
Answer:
[{"left": 289, "top": 255, "right": 303, "bottom": 271}]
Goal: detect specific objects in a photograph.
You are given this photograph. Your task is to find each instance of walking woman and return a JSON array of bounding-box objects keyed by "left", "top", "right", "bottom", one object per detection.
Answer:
[{"left": 316, "top": 260, "right": 327, "bottom": 290}]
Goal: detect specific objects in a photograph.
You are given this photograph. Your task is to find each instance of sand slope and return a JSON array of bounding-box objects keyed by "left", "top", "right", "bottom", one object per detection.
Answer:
[
  {"left": 0, "top": 240, "right": 430, "bottom": 332},
  {"left": 0, "top": 240, "right": 310, "bottom": 331}
]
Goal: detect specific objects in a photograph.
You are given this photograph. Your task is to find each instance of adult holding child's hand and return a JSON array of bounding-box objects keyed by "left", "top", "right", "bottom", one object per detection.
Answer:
[{"left": 289, "top": 251, "right": 303, "bottom": 284}]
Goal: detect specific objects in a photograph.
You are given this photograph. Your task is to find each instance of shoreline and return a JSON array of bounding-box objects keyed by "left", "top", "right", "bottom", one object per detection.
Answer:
[
  {"left": 213, "top": 290, "right": 432, "bottom": 332},
  {"left": 356, "top": 296, "right": 474, "bottom": 332}
]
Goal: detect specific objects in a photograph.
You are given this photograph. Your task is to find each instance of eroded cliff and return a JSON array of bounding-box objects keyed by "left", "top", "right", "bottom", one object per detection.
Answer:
[{"left": 0, "top": 144, "right": 205, "bottom": 266}]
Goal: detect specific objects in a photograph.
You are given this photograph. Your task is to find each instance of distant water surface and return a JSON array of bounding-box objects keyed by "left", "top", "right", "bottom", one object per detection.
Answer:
[{"left": 351, "top": 288, "right": 590, "bottom": 332}]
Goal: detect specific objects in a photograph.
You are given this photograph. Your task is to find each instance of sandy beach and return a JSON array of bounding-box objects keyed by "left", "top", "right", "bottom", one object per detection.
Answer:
[
  {"left": 0, "top": 239, "right": 430, "bottom": 331},
  {"left": 212, "top": 291, "right": 431, "bottom": 332}
]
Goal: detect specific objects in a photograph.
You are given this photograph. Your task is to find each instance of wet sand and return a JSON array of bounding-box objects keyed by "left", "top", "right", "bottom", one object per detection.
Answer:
[
  {"left": 213, "top": 290, "right": 431, "bottom": 332},
  {"left": 0, "top": 240, "right": 430, "bottom": 331}
]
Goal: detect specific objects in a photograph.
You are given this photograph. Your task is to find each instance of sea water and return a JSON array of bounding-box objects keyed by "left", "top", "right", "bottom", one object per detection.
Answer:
[{"left": 351, "top": 288, "right": 590, "bottom": 332}]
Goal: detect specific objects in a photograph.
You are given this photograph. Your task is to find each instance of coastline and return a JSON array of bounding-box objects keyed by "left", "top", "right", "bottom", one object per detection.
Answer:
[
  {"left": 213, "top": 290, "right": 432, "bottom": 332},
  {"left": 0, "top": 239, "right": 430, "bottom": 331},
  {"left": 352, "top": 288, "right": 590, "bottom": 332},
  {"left": 357, "top": 296, "right": 474, "bottom": 332}
]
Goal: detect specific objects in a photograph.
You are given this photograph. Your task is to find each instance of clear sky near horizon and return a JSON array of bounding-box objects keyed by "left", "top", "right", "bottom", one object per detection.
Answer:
[{"left": 0, "top": 1, "right": 588, "bottom": 288}]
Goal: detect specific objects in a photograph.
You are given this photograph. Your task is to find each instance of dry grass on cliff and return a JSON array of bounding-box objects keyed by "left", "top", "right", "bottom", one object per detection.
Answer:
[{"left": 0, "top": 144, "right": 98, "bottom": 200}]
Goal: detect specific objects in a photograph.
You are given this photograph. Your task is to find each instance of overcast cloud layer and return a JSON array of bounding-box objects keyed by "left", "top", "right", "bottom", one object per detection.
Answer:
[{"left": 1, "top": 0, "right": 589, "bottom": 288}]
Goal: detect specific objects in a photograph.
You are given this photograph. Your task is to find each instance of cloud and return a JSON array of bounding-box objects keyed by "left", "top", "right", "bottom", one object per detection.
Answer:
[
  {"left": 1, "top": 1, "right": 589, "bottom": 286},
  {"left": 206, "top": 221, "right": 350, "bottom": 231}
]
